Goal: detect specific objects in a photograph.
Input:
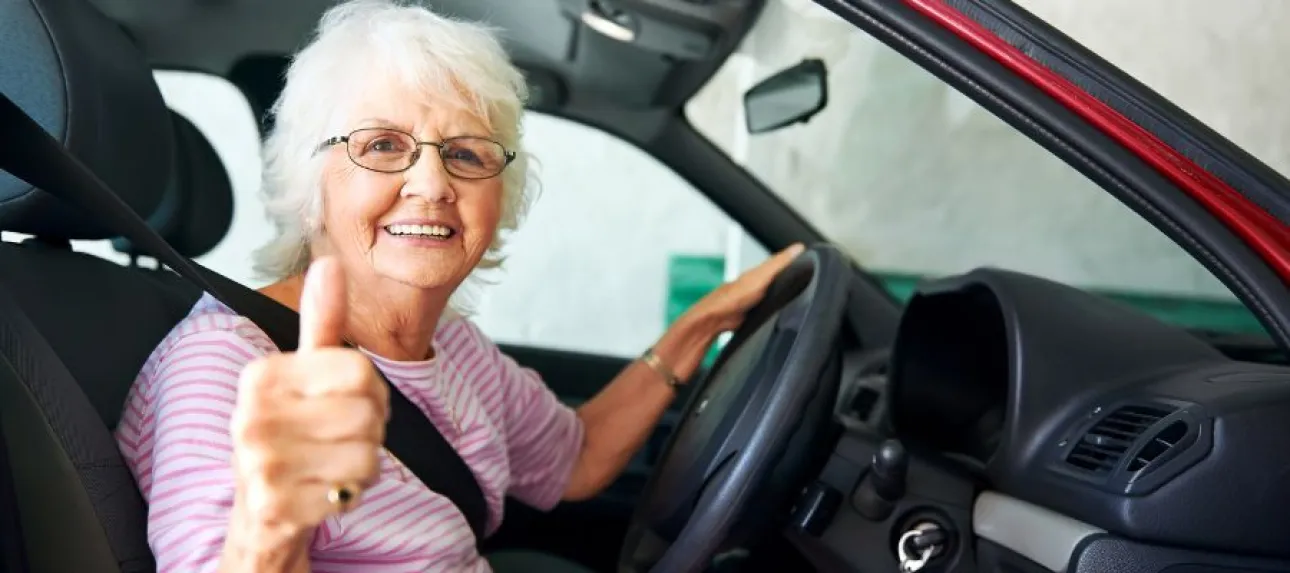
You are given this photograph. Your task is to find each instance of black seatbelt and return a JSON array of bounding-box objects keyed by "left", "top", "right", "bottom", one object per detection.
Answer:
[{"left": 0, "top": 94, "right": 489, "bottom": 543}]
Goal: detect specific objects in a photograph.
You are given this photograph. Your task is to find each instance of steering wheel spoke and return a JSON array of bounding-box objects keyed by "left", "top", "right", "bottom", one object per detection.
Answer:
[{"left": 619, "top": 244, "right": 853, "bottom": 572}]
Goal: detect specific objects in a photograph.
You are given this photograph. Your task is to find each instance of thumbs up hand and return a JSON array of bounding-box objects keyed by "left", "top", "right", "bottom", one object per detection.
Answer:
[{"left": 229, "top": 257, "right": 388, "bottom": 553}]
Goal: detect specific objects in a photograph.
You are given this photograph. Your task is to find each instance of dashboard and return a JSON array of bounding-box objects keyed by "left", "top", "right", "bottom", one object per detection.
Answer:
[{"left": 789, "top": 267, "right": 1290, "bottom": 572}]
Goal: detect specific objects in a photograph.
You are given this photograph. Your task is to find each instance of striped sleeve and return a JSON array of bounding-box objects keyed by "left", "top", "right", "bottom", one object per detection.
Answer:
[
  {"left": 460, "top": 324, "right": 584, "bottom": 510},
  {"left": 135, "top": 329, "right": 268, "bottom": 572}
]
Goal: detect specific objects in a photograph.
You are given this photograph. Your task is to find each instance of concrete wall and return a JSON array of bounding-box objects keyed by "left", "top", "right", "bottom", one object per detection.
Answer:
[{"left": 1014, "top": 0, "right": 1290, "bottom": 179}]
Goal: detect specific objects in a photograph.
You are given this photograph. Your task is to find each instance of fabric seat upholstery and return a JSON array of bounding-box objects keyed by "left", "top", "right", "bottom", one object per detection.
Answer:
[{"left": 0, "top": 0, "right": 237, "bottom": 570}]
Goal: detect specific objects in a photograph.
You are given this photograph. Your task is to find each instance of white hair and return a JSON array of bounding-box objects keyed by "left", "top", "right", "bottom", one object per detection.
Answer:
[{"left": 252, "top": 0, "right": 536, "bottom": 310}]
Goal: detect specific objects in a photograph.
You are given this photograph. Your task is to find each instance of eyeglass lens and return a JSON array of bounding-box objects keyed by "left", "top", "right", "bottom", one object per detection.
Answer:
[{"left": 346, "top": 128, "right": 508, "bottom": 179}]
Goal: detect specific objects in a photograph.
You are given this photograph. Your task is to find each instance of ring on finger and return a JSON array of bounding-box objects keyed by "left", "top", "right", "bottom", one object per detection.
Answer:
[{"left": 327, "top": 482, "right": 363, "bottom": 512}]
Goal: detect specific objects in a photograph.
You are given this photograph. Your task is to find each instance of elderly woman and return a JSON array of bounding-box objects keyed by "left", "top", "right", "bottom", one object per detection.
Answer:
[{"left": 114, "top": 1, "right": 803, "bottom": 571}]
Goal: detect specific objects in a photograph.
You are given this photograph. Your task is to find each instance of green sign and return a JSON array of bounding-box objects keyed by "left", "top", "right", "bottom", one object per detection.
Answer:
[{"left": 666, "top": 254, "right": 728, "bottom": 368}]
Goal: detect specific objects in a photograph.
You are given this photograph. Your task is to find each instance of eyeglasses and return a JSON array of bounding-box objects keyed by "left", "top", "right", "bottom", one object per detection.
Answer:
[{"left": 318, "top": 127, "right": 516, "bottom": 180}]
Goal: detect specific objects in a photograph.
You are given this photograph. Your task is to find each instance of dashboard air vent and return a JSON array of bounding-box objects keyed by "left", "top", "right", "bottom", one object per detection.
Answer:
[
  {"left": 1127, "top": 420, "right": 1189, "bottom": 472},
  {"left": 1065, "top": 404, "right": 1174, "bottom": 473}
]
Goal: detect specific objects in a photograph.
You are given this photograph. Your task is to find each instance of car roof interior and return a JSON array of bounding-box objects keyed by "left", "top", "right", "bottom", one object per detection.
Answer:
[{"left": 89, "top": 0, "right": 768, "bottom": 134}]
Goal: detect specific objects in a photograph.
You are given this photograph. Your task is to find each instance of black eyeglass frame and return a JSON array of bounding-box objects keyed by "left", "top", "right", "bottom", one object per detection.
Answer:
[{"left": 318, "top": 127, "right": 517, "bottom": 180}]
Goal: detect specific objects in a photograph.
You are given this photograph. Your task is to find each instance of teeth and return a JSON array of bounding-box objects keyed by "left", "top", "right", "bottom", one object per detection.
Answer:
[{"left": 386, "top": 224, "right": 453, "bottom": 237}]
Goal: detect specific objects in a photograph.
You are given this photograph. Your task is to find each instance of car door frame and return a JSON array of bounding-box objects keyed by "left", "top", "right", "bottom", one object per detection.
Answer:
[{"left": 785, "top": 0, "right": 1290, "bottom": 354}]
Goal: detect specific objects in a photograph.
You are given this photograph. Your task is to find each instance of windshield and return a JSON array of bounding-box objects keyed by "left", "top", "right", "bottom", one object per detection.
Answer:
[{"left": 684, "top": 0, "right": 1263, "bottom": 335}]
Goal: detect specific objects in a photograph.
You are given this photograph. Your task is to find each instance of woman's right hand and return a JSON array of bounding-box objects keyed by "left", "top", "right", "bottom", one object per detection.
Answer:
[{"left": 228, "top": 257, "right": 389, "bottom": 552}]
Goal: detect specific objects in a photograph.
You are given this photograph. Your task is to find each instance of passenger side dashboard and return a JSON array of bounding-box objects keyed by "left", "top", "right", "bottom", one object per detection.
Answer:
[{"left": 885, "top": 267, "right": 1290, "bottom": 561}]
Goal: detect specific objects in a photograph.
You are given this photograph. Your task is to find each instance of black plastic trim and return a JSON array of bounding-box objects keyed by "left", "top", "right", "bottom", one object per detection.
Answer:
[
  {"left": 1072, "top": 533, "right": 1290, "bottom": 572},
  {"left": 1049, "top": 399, "right": 1211, "bottom": 496},
  {"left": 647, "top": 0, "right": 772, "bottom": 106}
]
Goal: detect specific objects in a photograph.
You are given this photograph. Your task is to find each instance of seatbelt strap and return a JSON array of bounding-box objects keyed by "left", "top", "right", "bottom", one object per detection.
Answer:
[{"left": 0, "top": 94, "right": 489, "bottom": 543}]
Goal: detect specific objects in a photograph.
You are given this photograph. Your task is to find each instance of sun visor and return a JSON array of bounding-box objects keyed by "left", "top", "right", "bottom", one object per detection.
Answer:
[{"left": 558, "top": 0, "right": 727, "bottom": 61}]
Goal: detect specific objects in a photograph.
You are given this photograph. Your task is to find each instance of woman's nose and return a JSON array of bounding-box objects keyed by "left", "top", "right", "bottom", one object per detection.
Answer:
[{"left": 400, "top": 148, "right": 457, "bottom": 203}]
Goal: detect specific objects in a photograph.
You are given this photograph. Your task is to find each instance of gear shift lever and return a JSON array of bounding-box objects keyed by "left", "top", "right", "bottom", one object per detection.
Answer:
[{"left": 852, "top": 439, "right": 908, "bottom": 521}]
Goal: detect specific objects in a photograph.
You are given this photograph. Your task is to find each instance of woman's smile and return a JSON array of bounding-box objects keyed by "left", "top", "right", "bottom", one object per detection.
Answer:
[{"left": 380, "top": 219, "right": 461, "bottom": 248}]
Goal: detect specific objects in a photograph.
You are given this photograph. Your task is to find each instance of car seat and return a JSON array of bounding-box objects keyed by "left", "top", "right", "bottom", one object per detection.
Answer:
[
  {"left": 0, "top": 0, "right": 232, "bottom": 570},
  {"left": 0, "top": 0, "right": 500, "bottom": 568},
  {"left": 111, "top": 110, "right": 235, "bottom": 262}
]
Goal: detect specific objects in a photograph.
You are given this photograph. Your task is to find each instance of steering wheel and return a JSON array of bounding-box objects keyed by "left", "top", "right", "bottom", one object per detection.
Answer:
[{"left": 619, "top": 244, "right": 853, "bottom": 572}]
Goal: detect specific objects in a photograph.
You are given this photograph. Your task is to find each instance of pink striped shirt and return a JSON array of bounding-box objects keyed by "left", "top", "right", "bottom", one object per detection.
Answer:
[{"left": 115, "top": 293, "right": 585, "bottom": 572}]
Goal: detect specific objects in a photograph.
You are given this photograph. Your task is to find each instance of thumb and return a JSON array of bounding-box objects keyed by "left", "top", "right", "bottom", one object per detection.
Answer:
[{"left": 298, "top": 257, "right": 348, "bottom": 351}]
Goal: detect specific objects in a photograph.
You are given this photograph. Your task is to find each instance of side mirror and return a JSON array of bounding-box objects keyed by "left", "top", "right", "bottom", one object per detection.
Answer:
[{"left": 743, "top": 58, "right": 828, "bottom": 134}]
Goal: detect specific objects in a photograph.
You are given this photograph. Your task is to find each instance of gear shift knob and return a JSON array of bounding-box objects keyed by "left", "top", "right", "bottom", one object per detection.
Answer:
[
  {"left": 852, "top": 439, "right": 909, "bottom": 521},
  {"left": 872, "top": 440, "right": 908, "bottom": 499}
]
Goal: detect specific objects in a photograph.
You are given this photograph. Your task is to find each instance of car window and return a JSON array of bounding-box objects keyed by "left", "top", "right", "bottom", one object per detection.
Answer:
[
  {"left": 149, "top": 71, "right": 271, "bottom": 287},
  {"left": 470, "top": 112, "right": 767, "bottom": 358},
  {"left": 56, "top": 70, "right": 769, "bottom": 359},
  {"left": 684, "top": 0, "right": 1263, "bottom": 335}
]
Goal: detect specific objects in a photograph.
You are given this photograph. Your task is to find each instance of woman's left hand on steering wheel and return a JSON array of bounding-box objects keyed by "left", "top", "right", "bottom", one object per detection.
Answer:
[{"left": 684, "top": 243, "right": 806, "bottom": 333}]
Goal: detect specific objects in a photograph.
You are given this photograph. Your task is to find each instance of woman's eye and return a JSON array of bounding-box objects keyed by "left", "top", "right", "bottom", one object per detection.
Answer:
[
  {"left": 369, "top": 138, "right": 402, "bottom": 153},
  {"left": 447, "top": 148, "right": 482, "bottom": 164}
]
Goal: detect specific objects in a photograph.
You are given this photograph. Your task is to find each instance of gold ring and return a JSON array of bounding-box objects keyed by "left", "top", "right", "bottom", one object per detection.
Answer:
[{"left": 327, "top": 482, "right": 362, "bottom": 512}]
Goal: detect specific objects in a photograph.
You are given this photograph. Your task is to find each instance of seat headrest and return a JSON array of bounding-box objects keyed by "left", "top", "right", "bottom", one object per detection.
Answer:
[
  {"left": 113, "top": 111, "right": 234, "bottom": 258},
  {"left": 0, "top": 0, "right": 172, "bottom": 240}
]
